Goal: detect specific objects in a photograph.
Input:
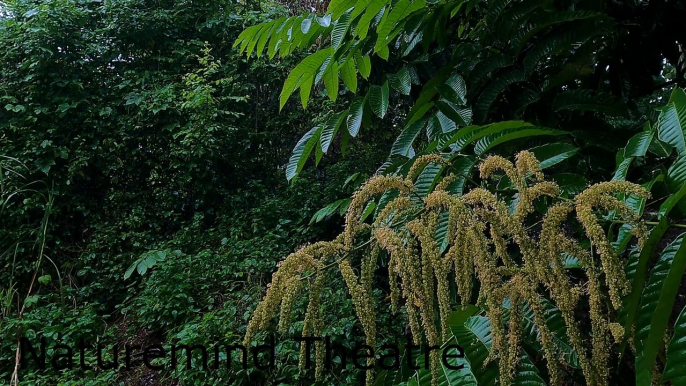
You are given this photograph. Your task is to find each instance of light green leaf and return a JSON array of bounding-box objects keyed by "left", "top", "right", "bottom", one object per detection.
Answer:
[
  {"left": 280, "top": 50, "right": 330, "bottom": 110},
  {"left": 323, "top": 57, "right": 340, "bottom": 101},
  {"left": 332, "top": 12, "right": 352, "bottom": 50},
  {"left": 355, "top": 51, "right": 372, "bottom": 79},
  {"left": 339, "top": 56, "right": 358, "bottom": 92}
]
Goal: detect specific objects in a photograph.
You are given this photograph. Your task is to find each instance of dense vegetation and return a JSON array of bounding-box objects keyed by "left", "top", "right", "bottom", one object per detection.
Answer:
[{"left": 3, "top": 0, "right": 686, "bottom": 385}]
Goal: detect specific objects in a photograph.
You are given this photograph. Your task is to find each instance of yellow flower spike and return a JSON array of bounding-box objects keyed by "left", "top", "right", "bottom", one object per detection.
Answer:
[
  {"left": 406, "top": 154, "right": 450, "bottom": 183},
  {"left": 587, "top": 268, "right": 610, "bottom": 386},
  {"left": 435, "top": 172, "right": 459, "bottom": 192},
  {"left": 515, "top": 150, "right": 544, "bottom": 182},
  {"left": 479, "top": 154, "right": 518, "bottom": 182},
  {"left": 345, "top": 175, "right": 412, "bottom": 248},
  {"left": 576, "top": 181, "right": 650, "bottom": 310},
  {"left": 244, "top": 151, "right": 653, "bottom": 386}
]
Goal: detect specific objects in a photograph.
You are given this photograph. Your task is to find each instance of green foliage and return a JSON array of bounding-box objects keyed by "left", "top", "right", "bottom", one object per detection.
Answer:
[{"left": 6, "top": 0, "right": 686, "bottom": 384}]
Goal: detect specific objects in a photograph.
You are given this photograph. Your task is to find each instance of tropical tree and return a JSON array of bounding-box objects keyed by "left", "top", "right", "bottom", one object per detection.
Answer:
[{"left": 236, "top": 0, "right": 686, "bottom": 384}]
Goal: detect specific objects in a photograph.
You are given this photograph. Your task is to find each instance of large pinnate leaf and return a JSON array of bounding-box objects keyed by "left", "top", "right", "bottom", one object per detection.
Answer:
[
  {"left": 413, "top": 155, "right": 450, "bottom": 197},
  {"left": 347, "top": 96, "right": 365, "bottom": 137},
  {"left": 529, "top": 142, "right": 578, "bottom": 169},
  {"left": 635, "top": 232, "right": 686, "bottom": 386},
  {"left": 523, "top": 23, "right": 605, "bottom": 74},
  {"left": 435, "top": 100, "right": 471, "bottom": 127},
  {"left": 657, "top": 88, "right": 686, "bottom": 190},
  {"left": 327, "top": 0, "right": 357, "bottom": 19},
  {"left": 619, "top": 183, "right": 686, "bottom": 356},
  {"left": 552, "top": 89, "right": 628, "bottom": 116},
  {"left": 551, "top": 173, "right": 587, "bottom": 196},
  {"left": 663, "top": 306, "right": 686, "bottom": 384},
  {"left": 391, "top": 116, "right": 428, "bottom": 157},
  {"left": 279, "top": 49, "right": 330, "bottom": 110},
  {"left": 374, "top": 0, "right": 426, "bottom": 52},
  {"left": 624, "top": 126, "right": 654, "bottom": 158},
  {"left": 369, "top": 80, "right": 390, "bottom": 118},
  {"left": 474, "top": 70, "right": 526, "bottom": 123},
  {"left": 286, "top": 125, "right": 322, "bottom": 180},
  {"left": 339, "top": 56, "right": 358, "bottom": 92},
  {"left": 438, "top": 121, "right": 533, "bottom": 152},
  {"left": 323, "top": 55, "right": 340, "bottom": 101},
  {"left": 473, "top": 127, "right": 566, "bottom": 155},
  {"left": 657, "top": 88, "right": 686, "bottom": 157},
  {"left": 320, "top": 111, "right": 346, "bottom": 153},
  {"left": 355, "top": 50, "right": 372, "bottom": 79},
  {"left": 331, "top": 11, "right": 352, "bottom": 50},
  {"left": 355, "top": 0, "right": 388, "bottom": 38},
  {"left": 391, "top": 67, "right": 412, "bottom": 95}
]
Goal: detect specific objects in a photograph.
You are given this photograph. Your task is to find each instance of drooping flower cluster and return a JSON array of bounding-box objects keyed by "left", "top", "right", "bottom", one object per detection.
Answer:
[{"left": 243, "top": 151, "right": 649, "bottom": 386}]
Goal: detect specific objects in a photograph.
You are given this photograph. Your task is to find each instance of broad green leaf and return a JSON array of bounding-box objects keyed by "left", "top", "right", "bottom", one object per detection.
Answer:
[
  {"left": 414, "top": 156, "right": 449, "bottom": 197},
  {"left": 301, "top": 18, "right": 312, "bottom": 34},
  {"left": 451, "top": 315, "right": 546, "bottom": 386},
  {"left": 438, "top": 121, "right": 532, "bottom": 152},
  {"left": 444, "top": 156, "right": 476, "bottom": 196},
  {"left": 473, "top": 127, "right": 566, "bottom": 155},
  {"left": 619, "top": 183, "right": 686, "bottom": 356},
  {"left": 321, "top": 111, "right": 346, "bottom": 153},
  {"left": 375, "top": 0, "right": 426, "bottom": 52},
  {"left": 503, "top": 297, "right": 580, "bottom": 368},
  {"left": 474, "top": 70, "right": 526, "bottom": 123},
  {"left": 339, "top": 56, "right": 358, "bottom": 92},
  {"left": 369, "top": 81, "right": 389, "bottom": 118},
  {"left": 393, "top": 67, "right": 412, "bottom": 95},
  {"left": 286, "top": 125, "right": 322, "bottom": 180},
  {"left": 663, "top": 305, "right": 686, "bottom": 384},
  {"left": 280, "top": 50, "right": 330, "bottom": 110},
  {"left": 529, "top": 142, "right": 578, "bottom": 169},
  {"left": 300, "top": 74, "right": 314, "bottom": 109},
  {"left": 657, "top": 88, "right": 686, "bottom": 157},
  {"left": 624, "top": 127, "right": 654, "bottom": 158},
  {"left": 328, "top": 0, "right": 356, "bottom": 19},
  {"left": 668, "top": 156, "right": 686, "bottom": 193},
  {"left": 310, "top": 199, "right": 348, "bottom": 224},
  {"left": 391, "top": 117, "right": 428, "bottom": 157},
  {"left": 332, "top": 12, "right": 352, "bottom": 50},
  {"left": 124, "top": 260, "right": 138, "bottom": 279},
  {"left": 355, "top": 0, "right": 388, "bottom": 38},
  {"left": 523, "top": 23, "right": 606, "bottom": 73},
  {"left": 435, "top": 100, "right": 471, "bottom": 126},
  {"left": 256, "top": 21, "right": 279, "bottom": 57},
  {"left": 323, "top": 56, "right": 340, "bottom": 101},
  {"left": 612, "top": 157, "right": 633, "bottom": 181},
  {"left": 635, "top": 233, "right": 686, "bottom": 386},
  {"left": 347, "top": 97, "right": 365, "bottom": 137},
  {"left": 445, "top": 74, "right": 467, "bottom": 104},
  {"left": 354, "top": 50, "right": 372, "bottom": 79}
]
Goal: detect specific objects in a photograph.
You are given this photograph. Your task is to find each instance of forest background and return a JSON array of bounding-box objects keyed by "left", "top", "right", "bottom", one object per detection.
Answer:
[{"left": 3, "top": 0, "right": 686, "bottom": 385}]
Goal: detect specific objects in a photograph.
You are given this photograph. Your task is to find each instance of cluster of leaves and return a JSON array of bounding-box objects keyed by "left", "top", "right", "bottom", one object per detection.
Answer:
[{"left": 235, "top": 0, "right": 686, "bottom": 384}]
